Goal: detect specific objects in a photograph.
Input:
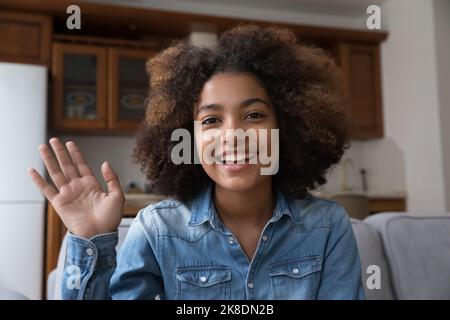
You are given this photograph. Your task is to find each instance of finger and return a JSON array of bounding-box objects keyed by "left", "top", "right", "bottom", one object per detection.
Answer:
[
  {"left": 66, "top": 141, "right": 93, "bottom": 177},
  {"left": 49, "top": 138, "right": 80, "bottom": 180},
  {"left": 101, "top": 161, "right": 123, "bottom": 197},
  {"left": 39, "top": 143, "right": 67, "bottom": 189},
  {"left": 27, "top": 167, "right": 58, "bottom": 201}
]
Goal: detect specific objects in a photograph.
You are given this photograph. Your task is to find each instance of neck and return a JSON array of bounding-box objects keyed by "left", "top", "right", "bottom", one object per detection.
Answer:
[{"left": 213, "top": 180, "right": 275, "bottom": 227}]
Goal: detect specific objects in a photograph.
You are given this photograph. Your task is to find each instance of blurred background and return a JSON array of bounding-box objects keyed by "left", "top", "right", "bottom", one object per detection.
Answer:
[{"left": 0, "top": 0, "right": 448, "bottom": 299}]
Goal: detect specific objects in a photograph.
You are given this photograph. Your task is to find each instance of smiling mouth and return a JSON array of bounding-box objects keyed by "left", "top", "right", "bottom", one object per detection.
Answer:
[{"left": 215, "top": 152, "right": 258, "bottom": 164}]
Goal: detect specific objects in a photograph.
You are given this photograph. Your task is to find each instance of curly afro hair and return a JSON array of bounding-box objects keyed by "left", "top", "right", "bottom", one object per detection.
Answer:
[{"left": 133, "top": 24, "right": 350, "bottom": 202}]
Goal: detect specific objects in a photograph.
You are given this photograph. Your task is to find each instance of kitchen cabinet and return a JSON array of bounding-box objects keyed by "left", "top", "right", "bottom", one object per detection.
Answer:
[
  {"left": 369, "top": 197, "right": 406, "bottom": 214},
  {"left": 2, "top": 1, "right": 387, "bottom": 139},
  {"left": 52, "top": 43, "right": 107, "bottom": 130},
  {"left": 108, "top": 48, "right": 150, "bottom": 131},
  {"left": 337, "top": 42, "right": 384, "bottom": 139},
  {"left": 52, "top": 42, "right": 155, "bottom": 133},
  {"left": 0, "top": 11, "right": 52, "bottom": 65}
]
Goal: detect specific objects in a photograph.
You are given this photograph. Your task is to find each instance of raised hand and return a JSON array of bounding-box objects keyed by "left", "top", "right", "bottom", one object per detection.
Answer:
[{"left": 28, "top": 137, "right": 125, "bottom": 239}]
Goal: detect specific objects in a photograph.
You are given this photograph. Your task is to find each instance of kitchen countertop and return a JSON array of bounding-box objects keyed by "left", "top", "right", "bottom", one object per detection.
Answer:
[
  {"left": 125, "top": 190, "right": 407, "bottom": 207},
  {"left": 124, "top": 193, "right": 167, "bottom": 215},
  {"left": 123, "top": 190, "right": 407, "bottom": 217},
  {"left": 312, "top": 190, "right": 407, "bottom": 200},
  {"left": 312, "top": 190, "right": 407, "bottom": 213}
]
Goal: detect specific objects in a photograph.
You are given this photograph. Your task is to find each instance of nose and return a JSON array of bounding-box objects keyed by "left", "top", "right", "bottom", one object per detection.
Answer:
[
  {"left": 221, "top": 117, "right": 252, "bottom": 154},
  {"left": 221, "top": 117, "right": 240, "bottom": 148}
]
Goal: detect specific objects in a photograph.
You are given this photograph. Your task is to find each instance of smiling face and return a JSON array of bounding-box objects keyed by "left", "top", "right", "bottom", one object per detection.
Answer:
[{"left": 194, "top": 72, "right": 278, "bottom": 193}]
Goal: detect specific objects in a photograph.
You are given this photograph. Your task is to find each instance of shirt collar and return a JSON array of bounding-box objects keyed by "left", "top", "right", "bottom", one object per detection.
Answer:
[
  {"left": 188, "top": 183, "right": 220, "bottom": 229},
  {"left": 188, "top": 184, "right": 301, "bottom": 228}
]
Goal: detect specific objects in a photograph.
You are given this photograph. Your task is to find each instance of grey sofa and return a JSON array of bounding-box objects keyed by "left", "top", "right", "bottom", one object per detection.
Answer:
[
  {"left": 354, "top": 212, "right": 450, "bottom": 299},
  {"left": 0, "top": 287, "right": 28, "bottom": 300},
  {"left": 46, "top": 212, "right": 450, "bottom": 300}
]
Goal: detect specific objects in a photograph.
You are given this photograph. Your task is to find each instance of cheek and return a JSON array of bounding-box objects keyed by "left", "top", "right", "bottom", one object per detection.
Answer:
[
  {"left": 256, "top": 127, "right": 277, "bottom": 154},
  {"left": 195, "top": 128, "right": 221, "bottom": 162},
  {"left": 199, "top": 162, "right": 222, "bottom": 187}
]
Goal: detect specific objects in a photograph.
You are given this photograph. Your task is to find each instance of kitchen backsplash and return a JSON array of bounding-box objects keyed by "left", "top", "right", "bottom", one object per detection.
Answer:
[
  {"left": 59, "top": 135, "right": 148, "bottom": 193},
  {"left": 323, "top": 138, "right": 406, "bottom": 194}
]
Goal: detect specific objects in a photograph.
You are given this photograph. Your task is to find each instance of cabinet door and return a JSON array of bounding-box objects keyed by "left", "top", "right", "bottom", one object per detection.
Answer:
[
  {"left": 0, "top": 11, "right": 52, "bottom": 65},
  {"left": 108, "top": 48, "right": 154, "bottom": 131},
  {"left": 338, "top": 42, "right": 383, "bottom": 139},
  {"left": 52, "top": 43, "right": 107, "bottom": 131}
]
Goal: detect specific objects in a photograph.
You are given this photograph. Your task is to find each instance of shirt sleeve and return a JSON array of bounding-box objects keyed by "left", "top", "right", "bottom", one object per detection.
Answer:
[
  {"left": 316, "top": 205, "right": 366, "bottom": 300},
  {"left": 61, "top": 211, "right": 164, "bottom": 300}
]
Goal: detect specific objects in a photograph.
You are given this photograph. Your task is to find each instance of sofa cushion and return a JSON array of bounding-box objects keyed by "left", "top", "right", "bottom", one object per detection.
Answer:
[
  {"left": 351, "top": 219, "right": 395, "bottom": 299},
  {"left": 0, "top": 287, "right": 29, "bottom": 300},
  {"left": 365, "top": 213, "right": 450, "bottom": 299}
]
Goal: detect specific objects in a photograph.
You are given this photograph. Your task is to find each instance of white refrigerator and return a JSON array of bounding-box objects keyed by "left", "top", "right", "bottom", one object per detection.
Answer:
[{"left": 0, "top": 62, "right": 47, "bottom": 299}]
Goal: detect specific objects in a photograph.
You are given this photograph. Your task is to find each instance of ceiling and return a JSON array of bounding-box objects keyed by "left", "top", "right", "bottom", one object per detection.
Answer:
[{"left": 91, "top": 0, "right": 386, "bottom": 17}]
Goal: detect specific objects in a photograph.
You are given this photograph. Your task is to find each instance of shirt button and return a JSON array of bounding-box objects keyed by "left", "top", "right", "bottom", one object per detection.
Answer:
[
  {"left": 200, "top": 276, "right": 207, "bottom": 283},
  {"left": 247, "top": 282, "right": 254, "bottom": 289},
  {"left": 292, "top": 268, "right": 299, "bottom": 274},
  {"left": 262, "top": 235, "right": 268, "bottom": 242},
  {"left": 228, "top": 236, "right": 234, "bottom": 244},
  {"left": 86, "top": 248, "right": 94, "bottom": 256}
]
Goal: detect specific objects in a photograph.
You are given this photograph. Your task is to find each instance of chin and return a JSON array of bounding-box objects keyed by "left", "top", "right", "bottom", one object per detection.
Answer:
[
  {"left": 216, "top": 177, "right": 259, "bottom": 193},
  {"left": 210, "top": 165, "right": 269, "bottom": 193}
]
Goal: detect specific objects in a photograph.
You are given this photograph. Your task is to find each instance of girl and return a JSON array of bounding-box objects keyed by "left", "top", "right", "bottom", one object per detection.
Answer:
[{"left": 28, "top": 24, "right": 364, "bottom": 300}]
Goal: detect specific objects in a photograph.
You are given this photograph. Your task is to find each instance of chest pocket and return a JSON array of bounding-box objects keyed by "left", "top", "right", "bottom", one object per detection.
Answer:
[
  {"left": 176, "top": 265, "right": 231, "bottom": 300},
  {"left": 268, "top": 256, "right": 322, "bottom": 300}
]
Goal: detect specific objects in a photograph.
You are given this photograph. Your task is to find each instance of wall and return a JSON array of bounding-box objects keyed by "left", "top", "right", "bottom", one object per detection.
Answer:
[
  {"left": 327, "top": 0, "right": 449, "bottom": 213},
  {"left": 59, "top": 135, "right": 147, "bottom": 193},
  {"left": 380, "top": 0, "right": 447, "bottom": 213},
  {"left": 434, "top": 0, "right": 450, "bottom": 211},
  {"left": 90, "top": 0, "right": 378, "bottom": 30},
  {"left": 324, "top": 139, "right": 406, "bottom": 196}
]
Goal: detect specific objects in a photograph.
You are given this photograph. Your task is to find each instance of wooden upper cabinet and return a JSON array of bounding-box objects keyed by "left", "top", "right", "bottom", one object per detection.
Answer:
[
  {"left": 52, "top": 43, "right": 107, "bottom": 131},
  {"left": 51, "top": 42, "right": 154, "bottom": 133},
  {"left": 0, "top": 11, "right": 52, "bottom": 65},
  {"left": 337, "top": 42, "right": 384, "bottom": 139},
  {"left": 108, "top": 48, "right": 154, "bottom": 131}
]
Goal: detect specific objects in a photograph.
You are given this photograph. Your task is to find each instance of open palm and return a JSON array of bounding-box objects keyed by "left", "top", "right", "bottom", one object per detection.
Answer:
[{"left": 28, "top": 138, "right": 125, "bottom": 238}]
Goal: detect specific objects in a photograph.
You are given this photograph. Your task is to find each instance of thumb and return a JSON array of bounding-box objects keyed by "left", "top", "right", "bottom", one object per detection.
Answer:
[{"left": 101, "top": 161, "right": 123, "bottom": 196}]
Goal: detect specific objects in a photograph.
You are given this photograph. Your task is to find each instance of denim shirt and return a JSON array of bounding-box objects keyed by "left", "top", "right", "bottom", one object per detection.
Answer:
[{"left": 62, "top": 185, "right": 365, "bottom": 300}]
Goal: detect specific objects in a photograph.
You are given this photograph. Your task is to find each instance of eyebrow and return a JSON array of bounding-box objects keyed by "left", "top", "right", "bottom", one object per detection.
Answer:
[{"left": 196, "top": 98, "right": 272, "bottom": 116}]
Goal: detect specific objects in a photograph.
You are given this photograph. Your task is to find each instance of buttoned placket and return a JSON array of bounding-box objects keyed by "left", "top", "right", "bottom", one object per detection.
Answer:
[
  {"left": 244, "top": 222, "right": 274, "bottom": 299},
  {"left": 220, "top": 217, "right": 275, "bottom": 299},
  {"left": 197, "top": 185, "right": 295, "bottom": 299}
]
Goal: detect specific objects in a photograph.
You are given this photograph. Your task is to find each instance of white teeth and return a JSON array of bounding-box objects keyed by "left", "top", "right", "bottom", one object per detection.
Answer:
[
  {"left": 216, "top": 153, "right": 257, "bottom": 163},
  {"left": 224, "top": 154, "right": 246, "bottom": 162},
  {"left": 247, "top": 153, "right": 257, "bottom": 161}
]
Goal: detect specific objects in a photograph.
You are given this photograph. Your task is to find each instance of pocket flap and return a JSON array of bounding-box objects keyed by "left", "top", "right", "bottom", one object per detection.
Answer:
[
  {"left": 268, "top": 256, "right": 322, "bottom": 278},
  {"left": 176, "top": 266, "right": 231, "bottom": 287}
]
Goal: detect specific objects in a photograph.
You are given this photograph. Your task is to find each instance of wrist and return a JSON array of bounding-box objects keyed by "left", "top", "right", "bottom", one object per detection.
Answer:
[{"left": 69, "top": 226, "right": 102, "bottom": 239}]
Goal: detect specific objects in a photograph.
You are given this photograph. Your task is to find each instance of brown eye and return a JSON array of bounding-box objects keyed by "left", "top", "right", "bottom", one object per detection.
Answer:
[
  {"left": 202, "top": 117, "right": 219, "bottom": 125},
  {"left": 245, "top": 112, "right": 265, "bottom": 119}
]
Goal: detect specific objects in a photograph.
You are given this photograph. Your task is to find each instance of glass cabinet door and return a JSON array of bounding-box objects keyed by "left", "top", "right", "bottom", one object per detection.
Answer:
[
  {"left": 52, "top": 43, "right": 107, "bottom": 130},
  {"left": 108, "top": 48, "right": 154, "bottom": 130}
]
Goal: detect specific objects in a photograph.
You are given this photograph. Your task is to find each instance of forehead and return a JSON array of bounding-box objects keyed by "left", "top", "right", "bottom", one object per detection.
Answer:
[{"left": 198, "top": 72, "right": 269, "bottom": 104}]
